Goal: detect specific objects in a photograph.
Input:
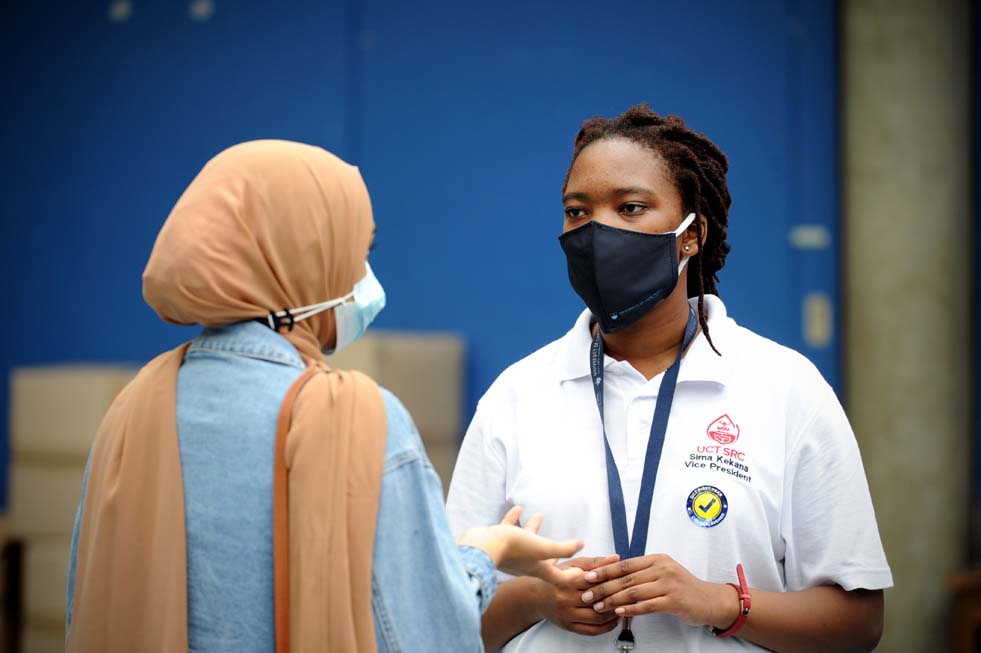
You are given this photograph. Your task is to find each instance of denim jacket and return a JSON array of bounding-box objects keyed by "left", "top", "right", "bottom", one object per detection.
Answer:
[{"left": 67, "top": 321, "right": 495, "bottom": 652}]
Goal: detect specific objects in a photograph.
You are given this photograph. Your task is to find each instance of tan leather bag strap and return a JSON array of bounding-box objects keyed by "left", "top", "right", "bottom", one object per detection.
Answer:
[{"left": 274, "top": 366, "right": 322, "bottom": 653}]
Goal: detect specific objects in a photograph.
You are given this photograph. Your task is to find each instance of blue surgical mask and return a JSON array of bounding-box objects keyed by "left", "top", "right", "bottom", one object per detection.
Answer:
[
  {"left": 329, "top": 263, "right": 386, "bottom": 353},
  {"left": 262, "top": 262, "right": 386, "bottom": 354}
]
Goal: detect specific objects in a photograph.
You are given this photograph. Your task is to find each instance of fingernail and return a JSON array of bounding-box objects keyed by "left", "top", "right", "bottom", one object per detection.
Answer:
[
  {"left": 585, "top": 571, "right": 597, "bottom": 581},
  {"left": 582, "top": 591, "right": 593, "bottom": 602},
  {"left": 594, "top": 601, "right": 605, "bottom": 611},
  {"left": 615, "top": 607, "right": 625, "bottom": 616}
]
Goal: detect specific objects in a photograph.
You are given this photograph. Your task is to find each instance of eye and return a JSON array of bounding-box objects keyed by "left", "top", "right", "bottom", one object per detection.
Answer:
[
  {"left": 565, "top": 206, "right": 587, "bottom": 220},
  {"left": 621, "top": 203, "right": 646, "bottom": 215}
]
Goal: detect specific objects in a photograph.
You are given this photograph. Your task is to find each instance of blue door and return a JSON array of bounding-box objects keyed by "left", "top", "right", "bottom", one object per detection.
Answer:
[
  {"left": 357, "top": 0, "right": 841, "bottom": 411},
  {"left": 0, "top": 1, "right": 839, "bottom": 506}
]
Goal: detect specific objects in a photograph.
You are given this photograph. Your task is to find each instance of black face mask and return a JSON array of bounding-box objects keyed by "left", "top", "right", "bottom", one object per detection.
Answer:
[{"left": 558, "top": 213, "right": 695, "bottom": 334}]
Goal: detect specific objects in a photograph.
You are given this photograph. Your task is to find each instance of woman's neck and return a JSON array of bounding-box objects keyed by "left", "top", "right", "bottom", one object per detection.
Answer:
[{"left": 599, "top": 281, "right": 692, "bottom": 381}]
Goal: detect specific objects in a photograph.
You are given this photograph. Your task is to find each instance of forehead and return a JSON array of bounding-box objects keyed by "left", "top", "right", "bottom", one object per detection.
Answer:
[{"left": 566, "top": 137, "right": 670, "bottom": 191}]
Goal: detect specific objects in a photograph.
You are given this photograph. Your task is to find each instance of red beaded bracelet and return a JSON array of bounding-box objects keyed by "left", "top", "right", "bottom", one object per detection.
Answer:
[{"left": 711, "top": 563, "right": 751, "bottom": 638}]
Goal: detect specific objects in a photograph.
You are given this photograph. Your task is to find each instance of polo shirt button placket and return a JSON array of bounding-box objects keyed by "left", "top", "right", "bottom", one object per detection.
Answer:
[
  {"left": 630, "top": 395, "right": 652, "bottom": 463},
  {"left": 626, "top": 397, "right": 645, "bottom": 463}
]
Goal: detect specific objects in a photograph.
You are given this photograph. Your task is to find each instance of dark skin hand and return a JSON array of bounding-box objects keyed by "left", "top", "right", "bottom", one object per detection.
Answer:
[
  {"left": 583, "top": 554, "right": 883, "bottom": 653},
  {"left": 480, "top": 137, "right": 884, "bottom": 652},
  {"left": 480, "top": 555, "right": 621, "bottom": 651}
]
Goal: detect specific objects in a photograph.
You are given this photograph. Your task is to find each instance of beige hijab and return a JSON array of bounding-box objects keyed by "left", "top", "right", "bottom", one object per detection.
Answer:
[{"left": 67, "top": 141, "right": 387, "bottom": 652}]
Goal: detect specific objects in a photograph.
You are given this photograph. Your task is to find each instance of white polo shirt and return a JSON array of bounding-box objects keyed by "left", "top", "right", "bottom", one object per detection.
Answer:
[{"left": 446, "top": 295, "right": 892, "bottom": 653}]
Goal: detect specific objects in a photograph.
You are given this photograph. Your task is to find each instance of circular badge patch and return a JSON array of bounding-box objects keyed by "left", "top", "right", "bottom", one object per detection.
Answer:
[{"left": 686, "top": 485, "right": 728, "bottom": 528}]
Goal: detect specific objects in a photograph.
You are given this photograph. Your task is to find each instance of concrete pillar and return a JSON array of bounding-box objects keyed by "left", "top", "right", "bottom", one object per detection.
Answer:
[{"left": 842, "top": 0, "right": 972, "bottom": 650}]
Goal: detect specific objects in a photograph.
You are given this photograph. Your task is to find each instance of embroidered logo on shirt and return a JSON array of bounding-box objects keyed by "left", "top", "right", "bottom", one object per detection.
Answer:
[
  {"left": 707, "top": 414, "right": 740, "bottom": 445},
  {"left": 687, "top": 485, "right": 728, "bottom": 528}
]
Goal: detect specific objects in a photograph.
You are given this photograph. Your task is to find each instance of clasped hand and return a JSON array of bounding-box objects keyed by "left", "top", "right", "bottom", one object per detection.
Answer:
[
  {"left": 577, "top": 553, "right": 738, "bottom": 628},
  {"left": 461, "top": 513, "right": 738, "bottom": 636}
]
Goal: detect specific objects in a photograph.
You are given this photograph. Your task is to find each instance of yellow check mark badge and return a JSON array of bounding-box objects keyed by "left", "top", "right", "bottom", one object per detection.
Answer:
[
  {"left": 692, "top": 491, "right": 723, "bottom": 520},
  {"left": 686, "top": 485, "right": 728, "bottom": 528}
]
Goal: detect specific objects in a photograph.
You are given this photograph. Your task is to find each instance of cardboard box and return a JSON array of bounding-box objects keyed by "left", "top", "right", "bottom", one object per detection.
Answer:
[
  {"left": 24, "top": 537, "right": 71, "bottom": 625},
  {"left": 326, "top": 331, "right": 465, "bottom": 445},
  {"left": 9, "top": 464, "right": 84, "bottom": 537},
  {"left": 10, "top": 366, "right": 137, "bottom": 458},
  {"left": 22, "top": 626, "right": 65, "bottom": 653}
]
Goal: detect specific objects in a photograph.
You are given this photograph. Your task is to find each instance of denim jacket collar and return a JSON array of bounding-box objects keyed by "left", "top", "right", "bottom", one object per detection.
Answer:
[{"left": 188, "top": 321, "right": 307, "bottom": 369}]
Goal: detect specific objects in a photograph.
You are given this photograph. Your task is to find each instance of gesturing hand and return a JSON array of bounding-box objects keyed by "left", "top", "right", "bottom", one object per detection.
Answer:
[
  {"left": 457, "top": 506, "right": 585, "bottom": 585},
  {"left": 580, "top": 554, "right": 739, "bottom": 628}
]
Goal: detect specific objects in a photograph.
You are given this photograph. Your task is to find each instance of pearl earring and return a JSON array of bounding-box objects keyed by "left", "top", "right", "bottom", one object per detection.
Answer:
[{"left": 683, "top": 245, "right": 691, "bottom": 251}]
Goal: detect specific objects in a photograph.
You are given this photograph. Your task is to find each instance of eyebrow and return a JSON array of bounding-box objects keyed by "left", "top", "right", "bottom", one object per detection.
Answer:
[
  {"left": 614, "top": 186, "right": 657, "bottom": 197},
  {"left": 562, "top": 187, "right": 658, "bottom": 203},
  {"left": 562, "top": 191, "right": 590, "bottom": 203}
]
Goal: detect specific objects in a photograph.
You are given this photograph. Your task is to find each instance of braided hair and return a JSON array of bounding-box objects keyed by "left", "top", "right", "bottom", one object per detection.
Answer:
[{"left": 564, "top": 103, "right": 732, "bottom": 354}]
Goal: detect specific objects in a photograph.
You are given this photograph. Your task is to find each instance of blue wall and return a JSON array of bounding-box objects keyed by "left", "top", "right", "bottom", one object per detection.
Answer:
[{"left": 0, "top": 1, "right": 838, "bottom": 507}]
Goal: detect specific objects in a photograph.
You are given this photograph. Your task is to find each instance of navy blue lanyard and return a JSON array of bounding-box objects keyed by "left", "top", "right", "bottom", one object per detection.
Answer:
[{"left": 590, "top": 308, "right": 698, "bottom": 560}]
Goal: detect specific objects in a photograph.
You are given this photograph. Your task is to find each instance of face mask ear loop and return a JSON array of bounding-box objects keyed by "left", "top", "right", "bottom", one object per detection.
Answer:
[
  {"left": 287, "top": 300, "right": 339, "bottom": 315},
  {"left": 674, "top": 212, "right": 696, "bottom": 236},
  {"left": 273, "top": 284, "right": 358, "bottom": 320},
  {"left": 677, "top": 256, "right": 691, "bottom": 275},
  {"left": 673, "top": 213, "right": 697, "bottom": 275},
  {"left": 291, "top": 295, "right": 349, "bottom": 323},
  {"left": 268, "top": 288, "right": 357, "bottom": 327}
]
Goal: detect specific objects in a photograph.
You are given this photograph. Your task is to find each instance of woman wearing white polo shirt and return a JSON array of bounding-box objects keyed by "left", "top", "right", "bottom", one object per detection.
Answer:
[{"left": 446, "top": 104, "right": 891, "bottom": 652}]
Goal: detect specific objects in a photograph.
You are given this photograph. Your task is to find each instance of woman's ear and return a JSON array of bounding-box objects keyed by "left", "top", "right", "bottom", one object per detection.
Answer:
[{"left": 681, "top": 214, "right": 707, "bottom": 255}]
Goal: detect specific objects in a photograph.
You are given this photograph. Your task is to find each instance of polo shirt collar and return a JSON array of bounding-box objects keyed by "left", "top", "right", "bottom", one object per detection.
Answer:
[{"left": 555, "top": 295, "right": 733, "bottom": 386}]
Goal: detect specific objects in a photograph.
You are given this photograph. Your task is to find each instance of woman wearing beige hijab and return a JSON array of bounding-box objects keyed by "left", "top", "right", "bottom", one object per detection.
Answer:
[{"left": 64, "top": 140, "right": 583, "bottom": 652}]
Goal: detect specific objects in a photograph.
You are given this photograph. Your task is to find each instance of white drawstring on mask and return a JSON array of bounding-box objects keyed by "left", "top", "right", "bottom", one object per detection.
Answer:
[
  {"left": 261, "top": 262, "right": 384, "bottom": 339},
  {"left": 264, "top": 291, "right": 354, "bottom": 332}
]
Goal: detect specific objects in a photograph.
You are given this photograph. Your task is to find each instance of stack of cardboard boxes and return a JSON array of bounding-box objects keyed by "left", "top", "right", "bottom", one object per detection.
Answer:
[
  {"left": 326, "top": 330, "right": 466, "bottom": 492},
  {"left": 8, "top": 366, "right": 138, "bottom": 652}
]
